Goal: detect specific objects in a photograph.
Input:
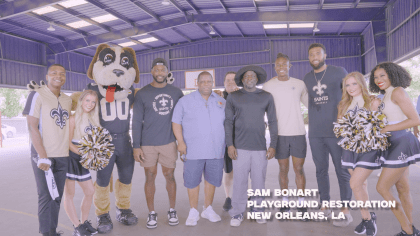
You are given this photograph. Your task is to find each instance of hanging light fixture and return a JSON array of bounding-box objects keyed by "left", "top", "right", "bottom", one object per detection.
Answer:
[
  {"left": 47, "top": 22, "right": 55, "bottom": 31},
  {"left": 313, "top": 27, "right": 320, "bottom": 32},
  {"left": 162, "top": 0, "right": 170, "bottom": 5}
]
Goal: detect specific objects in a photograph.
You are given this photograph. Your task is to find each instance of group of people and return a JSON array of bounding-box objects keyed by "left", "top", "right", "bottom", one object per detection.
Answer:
[{"left": 24, "top": 42, "right": 420, "bottom": 236}]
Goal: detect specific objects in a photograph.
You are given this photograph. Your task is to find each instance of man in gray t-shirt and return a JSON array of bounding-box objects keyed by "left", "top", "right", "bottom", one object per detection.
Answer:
[
  {"left": 303, "top": 43, "right": 352, "bottom": 227},
  {"left": 132, "top": 58, "right": 183, "bottom": 229}
]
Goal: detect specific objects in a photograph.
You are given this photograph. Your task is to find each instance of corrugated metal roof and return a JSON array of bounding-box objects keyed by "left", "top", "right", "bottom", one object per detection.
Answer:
[{"left": 100, "top": 0, "right": 152, "bottom": 22}]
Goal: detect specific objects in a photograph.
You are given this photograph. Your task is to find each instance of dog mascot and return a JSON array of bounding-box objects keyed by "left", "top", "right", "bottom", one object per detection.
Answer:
[{"left": 86, "top": 44, "right": 139, "bottom": 233}]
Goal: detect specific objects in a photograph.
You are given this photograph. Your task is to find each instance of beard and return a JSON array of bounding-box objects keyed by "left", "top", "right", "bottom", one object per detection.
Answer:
[
  {"left": 153, "top": 74, "right": 167, "bottom": 84},
  {"left": 310, "top": 58, "right": 326, "bottom": 70}
]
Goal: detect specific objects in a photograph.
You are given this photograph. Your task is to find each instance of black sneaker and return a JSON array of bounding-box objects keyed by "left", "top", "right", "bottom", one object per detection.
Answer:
[
  {"left": 73, "top": 223, "right": 91, "bottom": 236},
  {"left": 395, "top": 229, "right": 413, "bottom": 236},
  {"left": 279, "top": 207, "right": 291, "bottom": 213},
  {"left": 116, "top": 207, "right": 138, "bottom": 225},
  {"left": 167, "top": 210, "right": 179, "bottom": 226},
  {"left": 354, "top": 219, "right": 367, "bottom": 234},
  {"left": 82, "top": 220, "right": 98, "bottom": 235},
  {"left": 146, "top": 212, "right": 158, "bottom": 229},
  {"left": 413, "top": 226, "right": 420, "bottom": 236},
  {"left": 96, "top": 213, "right": 113, "bottom": 234},
  {"left": 297, "top": 208, "right": 310, "bottom": 222},
  {"left": 365, "top": 218, "right": 377, "bottom": 236},
  {"left": 223, "top": 197, "right": 232, "bottom": 211},
  {"left": 355, "top": 212, "right": 376, "bottom": 235}
]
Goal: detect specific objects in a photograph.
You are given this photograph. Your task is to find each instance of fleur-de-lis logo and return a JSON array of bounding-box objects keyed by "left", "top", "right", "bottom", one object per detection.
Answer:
[
  {"left": 375, "top": 155, "right": 381, "bottom": 164},
  {"left": 84, "top": 122, "right": 94, "bottom": 135},
  {"left": 378, "top": 102, "right": 385, "bottom": 112},
  {"left": 347, "top": 104, "right": 359, "bottom": 117},
  {"left": 398, "top": 152, "right": 408, "bottom": 161},
  {"left": 50, "top": 103, "right": 69, "bottom": 129},
  {"left": 159, "top": 97, "right": 168, "bottom": 107},
  {"left": 313, "top": 81, "right": 327, "bottom": 96}
]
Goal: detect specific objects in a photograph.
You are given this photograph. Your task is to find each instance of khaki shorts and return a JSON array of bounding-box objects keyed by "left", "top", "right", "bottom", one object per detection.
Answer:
[{"left": 140, "top": 142, "right": 178, "bottom": 168}]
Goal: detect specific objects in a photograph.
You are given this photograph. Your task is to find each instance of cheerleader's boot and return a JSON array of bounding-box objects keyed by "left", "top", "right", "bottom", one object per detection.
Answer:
[
  {"left": 115, "top": 179, "right": 138, "bottom": 225},
  {"left": 94, "top": 182, "right": 113, "bottom": 234}
]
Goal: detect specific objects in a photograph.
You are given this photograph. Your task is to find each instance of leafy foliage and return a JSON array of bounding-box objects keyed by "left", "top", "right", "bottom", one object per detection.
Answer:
[
  {"left": 0, "top": 88, "right": 28, "bottom": 118},
  {"left": 399, "top": 54, "right": 420, "bottom": 103}
]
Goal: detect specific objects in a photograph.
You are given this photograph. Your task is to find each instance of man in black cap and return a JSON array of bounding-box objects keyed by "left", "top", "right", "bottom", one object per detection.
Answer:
[
  {"left": 132, "top": 58, "right": 184, "bottom": 229},
  {"left": 224, "top": 65, "right": 278, "bottom": 227}
]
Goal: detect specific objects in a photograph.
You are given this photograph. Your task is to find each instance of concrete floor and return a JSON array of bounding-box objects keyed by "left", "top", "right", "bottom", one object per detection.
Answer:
[{"left": 1, "top": 135, "right": 420, "bottom": 236}]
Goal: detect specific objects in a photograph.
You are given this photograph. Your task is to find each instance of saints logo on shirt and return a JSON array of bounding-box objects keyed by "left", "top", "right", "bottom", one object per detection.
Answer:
[
  {"left": 153, "top": 94, "right": 174, "bottom": 116},
  {"left": 50, "top": 102, "right": 69, "bottom": 129},
  {"left": 313, "top": 81, "right": 327, "bottom": 96}
]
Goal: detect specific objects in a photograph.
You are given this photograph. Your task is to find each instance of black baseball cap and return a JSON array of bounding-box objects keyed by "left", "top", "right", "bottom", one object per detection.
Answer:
[{"left": 151, "top": 58, "right": 168, "bottom": 69}]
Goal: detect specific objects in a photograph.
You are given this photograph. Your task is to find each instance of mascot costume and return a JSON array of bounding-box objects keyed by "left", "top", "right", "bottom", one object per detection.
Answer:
[{"left": 85, "top": 44, "right": 139, "bottom": 233}]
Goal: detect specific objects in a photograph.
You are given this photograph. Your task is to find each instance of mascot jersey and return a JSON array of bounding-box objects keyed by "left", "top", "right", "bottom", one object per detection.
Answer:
[
  {"left": 87, "top": 83, "right": 135, "bottom": 134},
  {"left": 23, "top": 86, "right": 72, "bottom": 157}
]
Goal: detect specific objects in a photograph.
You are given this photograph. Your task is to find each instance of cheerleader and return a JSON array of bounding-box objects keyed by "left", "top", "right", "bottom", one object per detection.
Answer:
[
  {"left": 337, "top": 72, "right": 381, "bottom": 236},
  {"left": 63, "top": 90, "right": 101, "bottom": 236},
  {"left": 370, "top": 62, "right": 420, "bottom": 236}
]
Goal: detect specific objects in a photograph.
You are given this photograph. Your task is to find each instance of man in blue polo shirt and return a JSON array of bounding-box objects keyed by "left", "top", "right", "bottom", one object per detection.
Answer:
[{"left": 172, "top": 71, "right": 226, "bottom": 226}]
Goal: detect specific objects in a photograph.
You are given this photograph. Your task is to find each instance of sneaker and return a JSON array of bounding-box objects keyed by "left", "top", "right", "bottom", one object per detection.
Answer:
[
  {"left": 73, "top": 223, "right": 91, "bottom": 236},
  {"left": 333, "top": 212, "right": 353, "bottom": 227},
  {"left": 146, "top": 212, "right": 158, "bottom": 229},
  {"left": 230, "top": 213, "right": 244, "bottom": 227},
  {"left": 116, "top": 207, "right": 138, "bottom": 226},
  {"left": 223, "top": 197, "right": 232, "bottom": 211},
  {"left": 201, "top": 205, "right": 221, "bottom": 222},
  {"left": 167, "top": 209, "right": 179, "bottom": 226},
  {"left": 186, "top": 208, "right": 200, "bottom": 226},
  {"left": 96, "top": 213, "right": 113, "bottom": 234},
  {"left": 297, "top": 208, "right": 310, "bottom": 222},
  {"left": 355, "top": 212, "right": 376, "bottom": 234},
  {"left": 365, "top": 217, "right": 377, "bottom": 236},
  {"left": 320, "top": 208, "right": 332, "bottom": 218},
  {"left": 354, "top": 219, "right": 366, "bottom": 234},
  {"left": 256, "top": 217, "right": 267, "bottom": 224},
  {"left": 56, "top": 231, "right": 64, "bottom": 236},
  {"left": 82, "top": 220, "right": 98, "bottom": 235},
  {"left": 413, "top": 225, "right": 420, "bottom": 236},
  {"left": 395, "top": 229, "right": 414, "bottom": 236},
  {"left": 279, "top": 207, "right": 291, "bottom": 213}
]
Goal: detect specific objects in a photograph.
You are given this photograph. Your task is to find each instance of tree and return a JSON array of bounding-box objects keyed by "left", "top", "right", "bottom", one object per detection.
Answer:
[
  {"left": 400, "top": 54, "right": 420, "bottom": 103},
  {"left": 0, "top": 88, "right": 27, "bottom": 118}
]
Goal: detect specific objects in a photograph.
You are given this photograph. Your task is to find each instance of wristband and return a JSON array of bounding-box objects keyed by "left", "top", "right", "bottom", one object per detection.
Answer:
[{"left": 37, "top": 158, "right": 51, "bottom": 167}]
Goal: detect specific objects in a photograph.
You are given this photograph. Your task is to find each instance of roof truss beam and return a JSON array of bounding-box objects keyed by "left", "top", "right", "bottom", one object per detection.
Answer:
[
  {"left": 184, "top": 0, "right": 199, "bottom": 14},
  {"left": 353, "top": 0, "right": 361, "bottom": 8},
  {"left": 127, "top": 0, "right": 160, "bottom": 21},
  {"left": 319, "top": 0, "right": 324, "bottom": 9},
  {"left": 218, "top": 0, "right": 228, "bottom": 12},
  {"left": 26, "top": 12, "right": 89, "bottom": 36},
  {"left": 148, "top": 32, "right": 171, "bottom": 46},
  {"left": 337, "top": 22, "right": 346, "bottom": 35},
  {"left": 85, "top": 0, "right": 136, "bottom": 27},
  {"left": 52, "top": 4, "right": 111, "bottom": 32},
  {"left": 168, "top": 0, "right": 188, "bottom": 20},
  {"left": 2, "top": 19, "right": 66, "bottom": 41},
  {"left": 193, "top": 8, "right": 382, "bottom": 23},
  {"left": 128, "top": 37, "right": 152, "bottom": 49},
  {"left": 195, "top": 23, "right": 212, "bottom": 39},
  {"left": 0, "top": 0, "right": 62, "bottom": 20},
  {"left": 234, "top": 23, "right": 245, "bottom": 37},
  {"left": 171, "top": 27, "right": 192, "bottom": 42}
]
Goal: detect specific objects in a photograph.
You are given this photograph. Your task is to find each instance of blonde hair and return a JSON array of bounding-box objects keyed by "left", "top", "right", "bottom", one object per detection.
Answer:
[
  {"left": 337, "top": 72, "right": 372, "bottom": 118},
  {"left": 74, "top": 90, "right": 101, "bottom": 134}
]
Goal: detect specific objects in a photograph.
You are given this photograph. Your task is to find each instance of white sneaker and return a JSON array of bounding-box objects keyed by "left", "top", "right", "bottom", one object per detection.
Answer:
[
  {"left": 256, "top": 218, "right": 267, "bottom": 224},
  {"left": 201, "top": 205, "right": 221, "bottom": 222},
  {"left": 230, "top": 213, "right": 244, "bottom": 227},
  {"left": 185, "top": 208, "right": 200, "bottom": 226},
  {"left": 333, "top": 212, "right": 353, "bottom": 227}
]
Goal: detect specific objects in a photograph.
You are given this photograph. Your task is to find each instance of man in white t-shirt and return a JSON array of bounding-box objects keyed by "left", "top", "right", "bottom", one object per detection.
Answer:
[{"left": 262, "top": 53, "right": 309, "bottom": 219}]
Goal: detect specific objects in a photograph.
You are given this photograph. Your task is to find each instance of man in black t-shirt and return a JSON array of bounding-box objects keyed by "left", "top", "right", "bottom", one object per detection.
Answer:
[
  {"left": 303, "top": 43, "right": 352, "bottom": 226},
  {"left": 132, "top": 58, "right": 183, "bottom": 229}
]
